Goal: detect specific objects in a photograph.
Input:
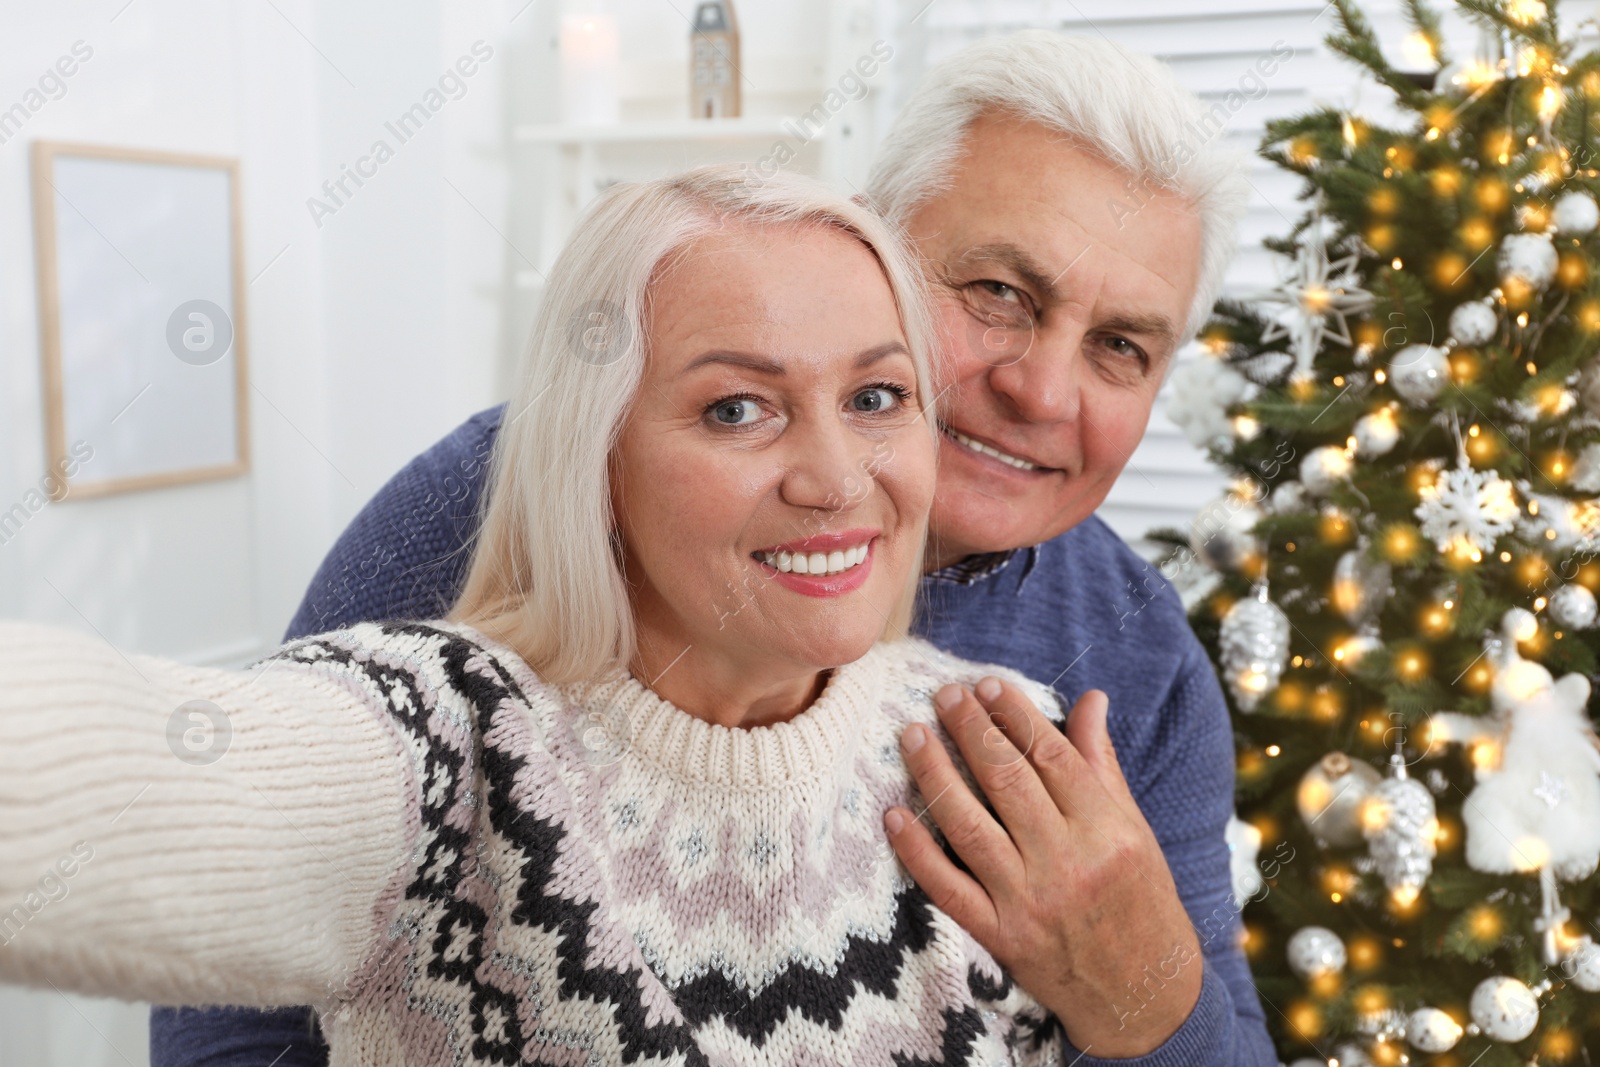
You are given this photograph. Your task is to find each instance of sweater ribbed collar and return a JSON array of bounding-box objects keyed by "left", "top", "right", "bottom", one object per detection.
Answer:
[{"left": 446, "top": 622, "right": 895, "bottom": 791}]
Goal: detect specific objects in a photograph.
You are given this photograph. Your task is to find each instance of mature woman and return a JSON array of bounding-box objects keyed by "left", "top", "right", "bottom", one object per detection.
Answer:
[{"left": 0, "top": 165, "right": 1066, "bottom": 1065}]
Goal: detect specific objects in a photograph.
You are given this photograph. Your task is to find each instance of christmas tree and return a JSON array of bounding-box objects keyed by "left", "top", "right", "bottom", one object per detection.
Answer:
[{"left": 1154, "top": 1, "right": 1600, "bottom": 1063}]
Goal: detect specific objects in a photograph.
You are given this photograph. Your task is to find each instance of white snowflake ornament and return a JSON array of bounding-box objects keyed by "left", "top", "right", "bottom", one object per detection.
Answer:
[{"left": 1414, "top": 461, "right": 1519, "bottom": 555}]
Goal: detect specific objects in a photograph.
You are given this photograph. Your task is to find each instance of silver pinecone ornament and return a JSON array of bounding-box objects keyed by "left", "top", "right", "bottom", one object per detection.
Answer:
[
  {"left": 1219, "top": 584, "right": 1290, "bottom": 712},
  {"left": 1362, "top": 749, "right": 1436, "bottom": 900}
]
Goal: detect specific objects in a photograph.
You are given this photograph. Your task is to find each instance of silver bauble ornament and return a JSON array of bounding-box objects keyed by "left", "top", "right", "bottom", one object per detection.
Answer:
[
  {"left": 1352, "top": 408, "right": 1401, "bottom": 457},
  {"left": 1332, "top": 549, "right": 1391, "bottom": 624},
  {"left": 1297, "top": 752, "right": 1383, "bottom": 848},
  {"left": 1448, "top": 300, "right": 1498, "bottom": 346},
  {"left": 1188, "top": 495, "right": 1262, "bottom": 571},
  {"left": 1300, "top": 445, "right": 1352, "bottom": 496},
  {"left": 1330, "top": 1043, "right": 1373, "bottom": 1067},
  {"left": 1549, "top": 583, "right": 1599, "bottom": 630},
  {"left": 1363, "top": 762, "right": 1437, "bottom": 895},
  {"left": 1569, "top": 937, "right": 1600, "bottom": 992},
  {"left": 1219, "top": 589, "right": 1290, "bottom": 712},
  {"left": 1498, "top": 232, "right": 1559, "bottom": 291},
  {"left": 1271, "top": 480, "right": 1309, "bottom": 514},
  {"left": 1470, "top": 975, "right": 1539, "bottom": 1042},
  {"left": 1287, "top": 926, "right": 1346, "bottom": 980},
  {"left": 1405, "top": 1007, "right": 1463, "bottom": 1053},
  {"left": 1554, "top": 191, "right": 1600, "bottom": 235},
  {"left": 1389, "top": 345, "right": 1450, "bottom": 404}
]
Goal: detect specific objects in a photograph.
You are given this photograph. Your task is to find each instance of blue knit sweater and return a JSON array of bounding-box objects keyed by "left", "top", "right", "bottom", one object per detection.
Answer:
[{"left": 150, "top": 405, "right": 1275, "bottom": 1067}]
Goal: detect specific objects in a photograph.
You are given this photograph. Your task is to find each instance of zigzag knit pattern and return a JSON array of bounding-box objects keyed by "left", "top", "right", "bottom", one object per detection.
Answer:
[{"left": 267, "top": 621, "right": 1070, "bottom": 1067}]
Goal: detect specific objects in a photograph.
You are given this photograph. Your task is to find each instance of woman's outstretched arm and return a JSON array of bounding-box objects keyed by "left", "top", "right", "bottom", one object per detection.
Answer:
[{"left": 0, "top": 621, "right": 413, "bottom": 1011}]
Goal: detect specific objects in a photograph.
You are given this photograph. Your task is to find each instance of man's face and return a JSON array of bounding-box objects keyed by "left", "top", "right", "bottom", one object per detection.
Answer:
[{"left": 905, "top": 111, "right": 1205, "bottom": 568}]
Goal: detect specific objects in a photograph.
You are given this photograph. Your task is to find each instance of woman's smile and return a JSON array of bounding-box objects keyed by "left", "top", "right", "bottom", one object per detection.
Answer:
[{"left": 752, "top": 528, "right": 877, "bottom": 596}]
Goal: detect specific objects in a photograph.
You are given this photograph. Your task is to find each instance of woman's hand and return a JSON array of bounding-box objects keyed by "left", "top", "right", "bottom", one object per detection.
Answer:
[{"left": 883, "top": 677, "right": 1202, "bottom": 1059}]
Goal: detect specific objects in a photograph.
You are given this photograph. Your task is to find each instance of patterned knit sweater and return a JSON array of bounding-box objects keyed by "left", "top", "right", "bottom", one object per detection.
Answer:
[{"left": 0, "top": 619, "right": 1079, "bottom": 1066}]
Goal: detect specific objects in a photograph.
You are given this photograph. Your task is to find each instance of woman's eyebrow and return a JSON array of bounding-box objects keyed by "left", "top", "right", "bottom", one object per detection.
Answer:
[
  {"left": 679, "top": 341, "right": 910, "bottom": 377},
  {"left": 679, "top": 351, "right": 785, "bottom": 376},
  {"left": 854, "top": 341, "right": 912, "bottom": 367}
]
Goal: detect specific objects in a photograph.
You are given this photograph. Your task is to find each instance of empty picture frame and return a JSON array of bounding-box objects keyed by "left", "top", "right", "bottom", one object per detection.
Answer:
[{"left": 32, "top": 141, "right": 249, "bottom": 498}]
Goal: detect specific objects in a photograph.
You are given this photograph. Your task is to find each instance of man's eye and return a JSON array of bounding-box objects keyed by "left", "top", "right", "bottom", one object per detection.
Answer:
[
  {"left": 708, "top": 397, "right": 763, "bottom": 425},
  {"left": 974, "top": 280, "right": 1021, "bottom": 303},
  {"left": 963, "top": 280, "right": 1034, "bottom": 332},
  {"left": 1098, "top": 335, "right": 1149, "bottom": 365},
  {"left": 849, "top": 386, "right": 908, "bottom": 413}
]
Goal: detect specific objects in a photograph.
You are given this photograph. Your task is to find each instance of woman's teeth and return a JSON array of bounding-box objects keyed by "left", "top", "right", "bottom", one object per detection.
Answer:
[
  {"left": 945, "top": 427, "right": 1039, "bottom": 471},
  {"left": 758, "top": 543, "right": 870, "bottom": 576}
]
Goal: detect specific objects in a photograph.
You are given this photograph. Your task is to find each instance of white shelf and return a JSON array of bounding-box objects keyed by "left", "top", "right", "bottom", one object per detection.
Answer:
[{"left": 513, "top": 117, "right": 814, "bottom": 145}]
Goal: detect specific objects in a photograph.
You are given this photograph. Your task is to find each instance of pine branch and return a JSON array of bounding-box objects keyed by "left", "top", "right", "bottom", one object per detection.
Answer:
[
  {"left": 1401, "top": 0, "right": 1450, "bottom": 67},
  {"left": 1457, "top": 0, "right": 1560, "bottom": 49},
  {"left": 1326, "top": 0, "right": 1432, "bottom": 109}
]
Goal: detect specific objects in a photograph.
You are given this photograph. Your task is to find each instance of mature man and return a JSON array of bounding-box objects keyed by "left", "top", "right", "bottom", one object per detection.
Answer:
[{"left": 153, "top": 29, "right": 1277, "bottom": 1067}]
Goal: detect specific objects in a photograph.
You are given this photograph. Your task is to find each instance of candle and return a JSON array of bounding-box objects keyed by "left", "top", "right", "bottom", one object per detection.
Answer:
[{"left": 559, "top": 13, "right": 619, "bottom": 126}]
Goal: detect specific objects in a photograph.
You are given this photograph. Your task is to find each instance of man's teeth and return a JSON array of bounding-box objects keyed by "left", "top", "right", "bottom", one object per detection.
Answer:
[
  {"left": 758, "top": 543, "right": 870, "bottom": 576},
  {"left": 944, "top": 427, "right": 1039, "bottom": 470}
]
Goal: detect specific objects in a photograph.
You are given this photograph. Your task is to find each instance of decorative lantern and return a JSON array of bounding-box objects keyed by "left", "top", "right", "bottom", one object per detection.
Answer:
[{"left": 690, "top": 1, "right": 741, "bottom": 119}]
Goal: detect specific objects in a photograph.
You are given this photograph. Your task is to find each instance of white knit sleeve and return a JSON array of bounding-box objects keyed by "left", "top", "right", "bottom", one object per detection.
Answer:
[{"left": 0, "top": 621, "right": 414, "bottom": 1010}]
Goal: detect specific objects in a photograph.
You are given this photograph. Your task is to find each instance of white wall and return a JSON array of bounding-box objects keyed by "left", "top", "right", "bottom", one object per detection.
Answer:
[{"left": 0, "top": 0, "right": 509, "bottom": 1062}]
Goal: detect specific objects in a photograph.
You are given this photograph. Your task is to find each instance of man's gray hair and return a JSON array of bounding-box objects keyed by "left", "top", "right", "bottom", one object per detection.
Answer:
[{"left": 865, "top": 30, "right": 1253, "bottom": 341}]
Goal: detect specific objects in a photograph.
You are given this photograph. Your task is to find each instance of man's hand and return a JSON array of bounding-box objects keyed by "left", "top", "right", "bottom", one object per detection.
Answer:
[{"left": 882, "top": 677, "right": 1203, "bottom": 1058}]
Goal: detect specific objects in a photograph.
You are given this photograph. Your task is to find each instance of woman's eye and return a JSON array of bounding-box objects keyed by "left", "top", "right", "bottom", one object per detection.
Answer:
[
  {"left": 850, "top": 387, "right": 903, "bottom": 413},
  {"left": 708, "top": 398, "right": 763, "bottom": 425}
]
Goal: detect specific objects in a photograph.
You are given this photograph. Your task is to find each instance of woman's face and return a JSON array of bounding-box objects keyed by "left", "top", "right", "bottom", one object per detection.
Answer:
[{"left": 612, "top": 221, "right": 936, "bottom": 683}]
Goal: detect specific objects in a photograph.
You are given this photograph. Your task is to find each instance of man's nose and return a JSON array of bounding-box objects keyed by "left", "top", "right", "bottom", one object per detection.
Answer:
[
  {"left": 778, "top": 417, "right": 874, "bottom": 514},
  {"left": 987, "top": 325, "right": 1083, "bottom": 425}
]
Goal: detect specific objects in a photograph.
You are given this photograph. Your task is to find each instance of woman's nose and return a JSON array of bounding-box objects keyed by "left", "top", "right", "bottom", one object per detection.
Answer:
[{"left": 778, "top": 418, "right": 876, "bottom": 514}]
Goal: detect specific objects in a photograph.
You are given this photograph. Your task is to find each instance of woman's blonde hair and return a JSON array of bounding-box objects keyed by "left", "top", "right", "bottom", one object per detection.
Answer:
[{"left": 451, "top": 164, "right": 939, "bottom": 684}]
